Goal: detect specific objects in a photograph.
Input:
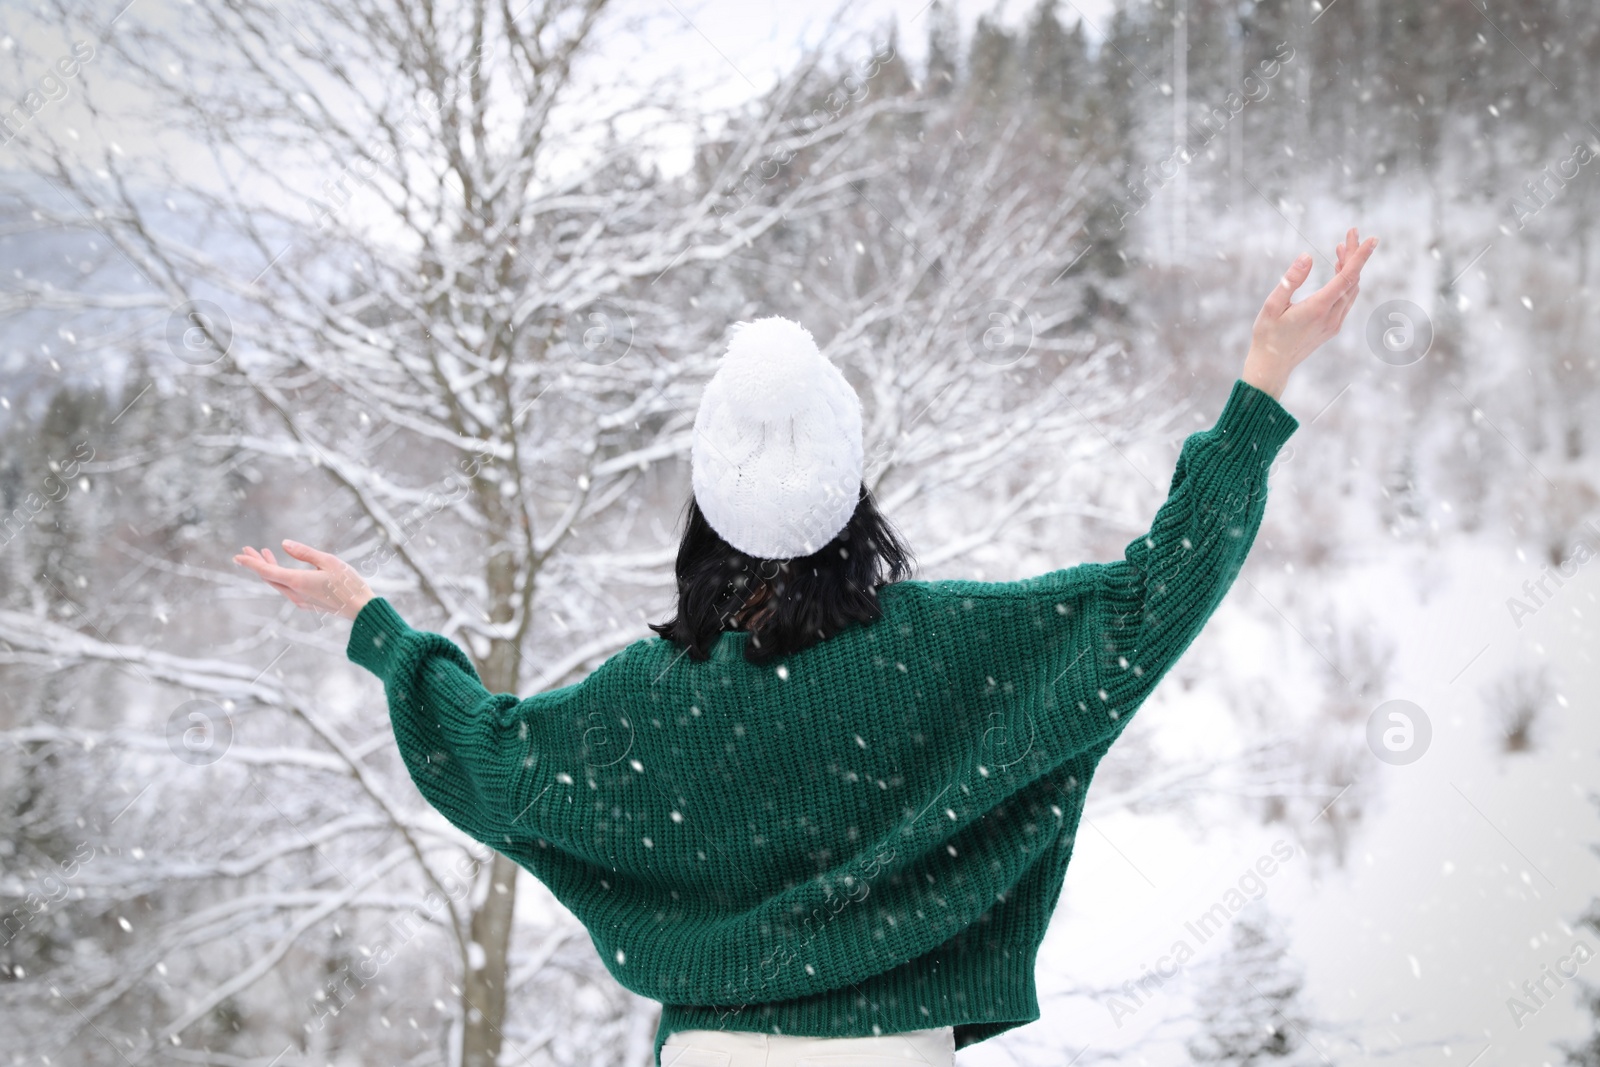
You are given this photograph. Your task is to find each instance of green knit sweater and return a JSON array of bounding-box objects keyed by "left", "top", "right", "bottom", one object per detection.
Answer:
[{"left": 345, "top": 378, "right": 1297, "bottom": 1065}]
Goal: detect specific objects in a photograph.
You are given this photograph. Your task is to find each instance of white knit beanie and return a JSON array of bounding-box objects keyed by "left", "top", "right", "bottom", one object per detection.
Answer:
[{"left": 691, "top": 316, "right": 863, "bottom": 559}]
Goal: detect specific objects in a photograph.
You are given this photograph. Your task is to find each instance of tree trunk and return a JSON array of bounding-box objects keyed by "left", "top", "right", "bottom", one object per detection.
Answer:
[
  {"left": 463, "top": 853, "right": 520, "bottom": 1067},
  {"left": 461, "top": 480, "right": 524, "bottom": 1066}
]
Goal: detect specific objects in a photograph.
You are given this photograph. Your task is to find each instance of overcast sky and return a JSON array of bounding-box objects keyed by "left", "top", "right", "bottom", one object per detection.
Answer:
[
  {"left": 613, "top": 0, "right": 1117, "bottom": 104},
  {"left": 0, "top": 0, "right": 1121, "bottom": 215}
]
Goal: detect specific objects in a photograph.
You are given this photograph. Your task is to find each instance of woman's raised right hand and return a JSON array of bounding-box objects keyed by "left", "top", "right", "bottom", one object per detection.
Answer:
[{"left": 1241, "top": 227, "right": 1379, "bottom": 399}]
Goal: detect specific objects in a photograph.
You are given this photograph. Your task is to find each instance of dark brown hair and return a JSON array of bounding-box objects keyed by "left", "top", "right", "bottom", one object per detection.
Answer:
[{"left": 650, "top": 486, "right": 914, "bottom": 663}]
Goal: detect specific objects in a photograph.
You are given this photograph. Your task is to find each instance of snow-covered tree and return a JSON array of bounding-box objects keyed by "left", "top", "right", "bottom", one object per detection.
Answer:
[
  {"left": 4, "top": 0, "right": 1596, "bottom": 1063},
  {"left": 0, "top": 0, "right": 931, "bottom": 1062},
  {"left": 1187, "top": 902, "right": 1326, "bottom": 1066},
  {"left": 0, "top": 1, "right": 1146, "bottom": 1063},
  {"left": 1561, "top": 795, "right": 1600, "bottom": 1067}
]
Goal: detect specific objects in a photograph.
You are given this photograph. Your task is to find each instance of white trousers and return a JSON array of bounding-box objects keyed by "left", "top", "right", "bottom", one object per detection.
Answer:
[{"left": 661, "top": 1025, "right": 955, "bottom": 1067}]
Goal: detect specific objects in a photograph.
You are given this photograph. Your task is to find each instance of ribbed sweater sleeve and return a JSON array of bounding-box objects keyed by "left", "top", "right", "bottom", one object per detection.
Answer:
[
  {"left": 346, "top": 597, "right": 585, "bottom": 850},
  {"left": 1093, "top": 377, "right": 1297, "bottom": 723}
]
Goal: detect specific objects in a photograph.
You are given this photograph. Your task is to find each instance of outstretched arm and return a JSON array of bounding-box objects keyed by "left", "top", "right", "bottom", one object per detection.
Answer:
[
  {"left": 1092, "top": 229, "right": 1378, "bottom": 726},
  {"left": 232, "top": 542, "right": 573, "bottom": 849}
]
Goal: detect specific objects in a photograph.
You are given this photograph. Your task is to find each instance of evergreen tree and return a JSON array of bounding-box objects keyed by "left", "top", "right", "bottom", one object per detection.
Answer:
[
  {"left": 1561, "top": 796, "right": 1600, "bottom": 1066},
  {"left": 924, "top": 0, "right": 960, "bottom": 98},
  {"left": 967, "top": 8, "right": 1022, "bottom": 117},
  {"left": 1188, "top": 903, "right": 1325, "bottom": 1066},
  {"left": 866, "top": 19, "right": 916, "bottom": 100},
  {"left": 1070, "top": 0, "right": 1142, "bottom": 283},
  {"left": 1021, "top": 0, "right": 1091, "bottom": 139},
  {"left": 27, "top": 383, "right": 105, "bottom": 602}
]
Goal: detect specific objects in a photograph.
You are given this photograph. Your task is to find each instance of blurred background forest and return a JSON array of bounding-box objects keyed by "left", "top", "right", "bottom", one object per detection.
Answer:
[{"left": 1, "top": 0, "right": 1598, "bottom": 1064}]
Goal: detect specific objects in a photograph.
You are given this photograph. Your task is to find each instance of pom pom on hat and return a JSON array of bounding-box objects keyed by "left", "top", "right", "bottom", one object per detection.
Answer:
[{"left": 691, "top": 316, "right": 864, "bottom": 559}]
